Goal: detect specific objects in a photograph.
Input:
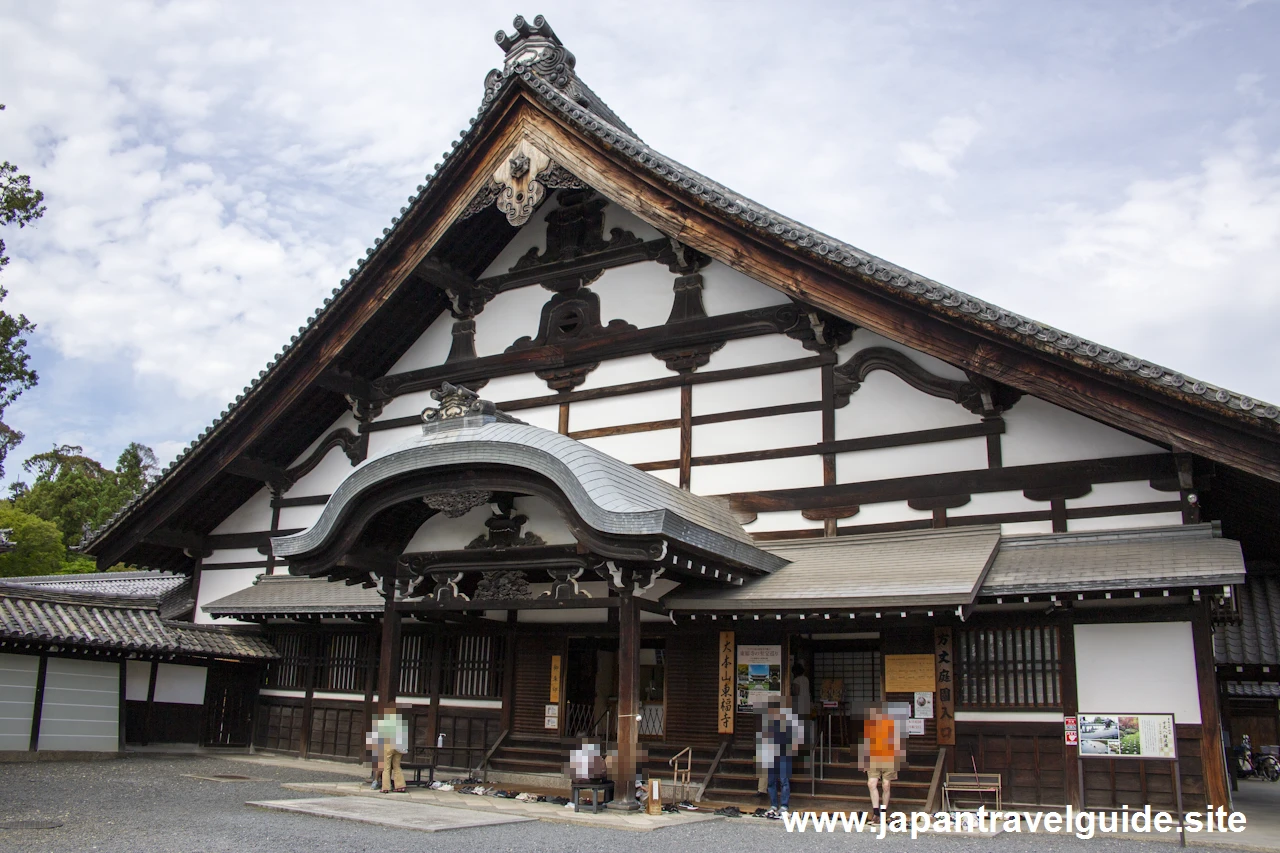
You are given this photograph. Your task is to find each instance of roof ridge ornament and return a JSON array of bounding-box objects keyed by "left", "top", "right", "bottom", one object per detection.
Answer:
[
  {"left": 421, "top": 382, "right": 523, "bottom": 428},
  {"left": 494, "top": 15, "right": 575, "bottom": 90}
]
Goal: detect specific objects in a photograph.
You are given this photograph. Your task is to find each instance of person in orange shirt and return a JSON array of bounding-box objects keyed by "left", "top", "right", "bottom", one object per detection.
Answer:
[{"left": 858, "top": 704, "right": 905, "bottom": 812}]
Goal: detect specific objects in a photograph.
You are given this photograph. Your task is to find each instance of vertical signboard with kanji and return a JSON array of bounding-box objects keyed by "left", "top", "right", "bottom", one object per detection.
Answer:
[
  {"left": 718, "top": 632, "right": 735, "bottom": 734},
  {"left": 934, "top": 627, "right": 955, "bottom": 745}
]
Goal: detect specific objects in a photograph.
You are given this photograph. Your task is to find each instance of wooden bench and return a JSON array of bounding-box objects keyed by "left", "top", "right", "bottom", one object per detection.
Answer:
[
  {"left": 399, "top": 745, "right": 489, "bottom": 788},
  {"left": 942, "top": 772, "right": 1002, "bottom": 811},
  {"left": 571, "top": 780, "right": 615, "bottom": 813}
]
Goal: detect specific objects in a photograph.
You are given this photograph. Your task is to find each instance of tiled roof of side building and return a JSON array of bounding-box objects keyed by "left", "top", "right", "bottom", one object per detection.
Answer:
[
  {"left": 203, "top": 574, "right": 384, "bottom": 617},
  {"left": 78, "top": 15, "right": 1280, "bottom": 559},
  {"left": 0, "top": 585, "right": 276, "bottom": 660},
  {"left": 981, "top": 523, "right": 1246, "bottom": 596},
  {"left": 1216, "top": 573, "right": 1280, "bottom": 668}
]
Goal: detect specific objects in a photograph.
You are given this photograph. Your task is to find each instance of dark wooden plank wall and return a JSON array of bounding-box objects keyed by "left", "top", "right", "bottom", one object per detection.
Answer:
[
  {"left": 255, "top": 698, "right": 305, "bottom": 754},
  {"left": 662, "top": 631, "right": 719, "bottom": 748},
  {"left": 956, "top": 722, "right": 1207, "bottom": 808},
  {"left": 513, "top": 634, "right": 558, "bottom": 736}
]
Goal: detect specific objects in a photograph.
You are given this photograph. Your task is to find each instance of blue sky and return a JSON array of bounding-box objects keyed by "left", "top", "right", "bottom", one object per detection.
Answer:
[{"left": 0, "top": 0, "right": 1277, "bottom": 480}]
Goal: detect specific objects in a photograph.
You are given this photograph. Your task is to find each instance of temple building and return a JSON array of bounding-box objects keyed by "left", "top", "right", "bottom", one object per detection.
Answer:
[{"left": 16, "top": 15, "right": 1277, "bottom": 810}]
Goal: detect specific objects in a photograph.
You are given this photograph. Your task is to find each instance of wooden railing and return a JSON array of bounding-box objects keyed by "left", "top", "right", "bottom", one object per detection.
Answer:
[{"left": 926, "top": 747, "right": 948, "bottom": 813}]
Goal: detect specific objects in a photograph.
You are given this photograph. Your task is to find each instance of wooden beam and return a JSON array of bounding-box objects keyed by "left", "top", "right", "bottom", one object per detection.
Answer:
[
  {"left": 610, "top": 589, "right": 641, "bottom": 810},
  {"left": 28, "top": 654, "right": 47, "bottom": 752},
  {"left": 729, "top": 453, "right": 1174, "bottom": 513},
  {"left": 377, "top": 572, "right": 401, "bottom": 714}
]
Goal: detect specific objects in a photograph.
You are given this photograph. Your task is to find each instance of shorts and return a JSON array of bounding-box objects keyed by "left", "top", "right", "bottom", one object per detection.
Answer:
[{"left": 868, "top": 757, "right": 898, "bottom": 782}]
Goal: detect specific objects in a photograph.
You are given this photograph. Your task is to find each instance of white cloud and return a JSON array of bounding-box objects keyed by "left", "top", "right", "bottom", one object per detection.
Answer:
[
  {"left": 897, "top": 116, "right": 983, "bottom": 179},
  {"left": 0, "top": 0, "right": 1277, "bottom": 477}
]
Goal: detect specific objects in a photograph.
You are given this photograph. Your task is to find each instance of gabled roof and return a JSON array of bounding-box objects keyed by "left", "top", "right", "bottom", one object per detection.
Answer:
[
  {"left": 204, "top": 574, "right": 383, "bottom": 618},
  {"left": 0, "top": 584, "right": 276, "bottom": 660},
  {"left": 80, "top": 15, "right": 1280, "bottom": 572}
]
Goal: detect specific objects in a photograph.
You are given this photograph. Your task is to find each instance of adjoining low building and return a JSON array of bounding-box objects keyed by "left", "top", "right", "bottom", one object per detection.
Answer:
[
  {"left": 0, "top": 572, "right": 276, "bottom": 754},
  {"left": 62, "top": 16, "right": 1280, "bottom": 811}
]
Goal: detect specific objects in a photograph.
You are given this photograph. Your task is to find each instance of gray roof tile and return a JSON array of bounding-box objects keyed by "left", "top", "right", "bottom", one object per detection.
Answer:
[
  {"left": 203, "top": 574, "right": 383, "bottom": 616},
  {"left": 982, "top": 523, "right": 1245, "bottom": 595},
  {"left": 665, "top": 526, "right": 1002, "bottom": 611},
  {"left": 0, "top": 586, "right": 276, "bottom": 660},
  {"left": 1216, "top": 574, "right": 1280, "bottom": 667}
]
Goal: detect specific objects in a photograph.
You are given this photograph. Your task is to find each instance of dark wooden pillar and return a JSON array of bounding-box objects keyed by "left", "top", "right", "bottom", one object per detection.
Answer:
[
  {"left": 1192, "top": 603, "right": 1229, "bottom": 807},
  {"left": 1059, "top": 618, "right": 1081, "bottom": 808},
  {"left": 117, "top": 661, "right": 127, "bottom": 752},
  {"left": 501, "top": 612, "right": 517, "bottom": 732},
  {"left": 142, "top": 660, "right": 159, "bottom": 747},
  {"left": 299, "top": 630, "right": 317, "bottom": 759},
  {"left": 377, "top": 571, "right": 403, "bottom": 713},
  {"left": 610, "top": 589, "right": 641, "bottom": 810},
  {"left": 29, "top": 654, "right": 48, "bottom": 752}
]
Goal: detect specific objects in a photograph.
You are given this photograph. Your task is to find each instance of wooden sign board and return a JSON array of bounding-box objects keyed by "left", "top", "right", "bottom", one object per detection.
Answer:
[
  {"left": 885, "top": 654, "right": 936, "bottom": 693},
  {"left": 717, "top": 632, "right": 735, "bottom": 734},
  {"left": 934, "top": 628, "right": 955, "bottom": 745},
  {"left": 549, "top": 655, "right": 561, "bottom": 704}
]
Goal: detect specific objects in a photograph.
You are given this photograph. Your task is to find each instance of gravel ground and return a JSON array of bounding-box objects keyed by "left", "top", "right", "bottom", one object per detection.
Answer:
[{"left": 0, "top": 755, "right": 1207, "bottom": 853}]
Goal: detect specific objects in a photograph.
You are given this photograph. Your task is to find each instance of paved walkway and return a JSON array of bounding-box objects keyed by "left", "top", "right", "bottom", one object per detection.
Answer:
[
  {"left": 249, "top": 796, "right": 534, "bottom": 832},
  {"left": 279, "top": 781, "right": 725, "bottom": 832}
]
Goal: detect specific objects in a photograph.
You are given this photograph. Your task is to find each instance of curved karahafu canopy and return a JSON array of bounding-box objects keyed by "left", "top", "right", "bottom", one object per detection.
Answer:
[{"left": 271, "top": 384, "right": 786, "bottom": 580}]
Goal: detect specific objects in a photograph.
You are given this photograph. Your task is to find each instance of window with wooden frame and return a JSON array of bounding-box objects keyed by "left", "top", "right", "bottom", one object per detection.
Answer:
[
  {"left": 399, "top": 631, "right": 436, "bottom": 696},
  {"left": 315, "top": 631, "right": 372, "bottom": 693},
  {"left": 957, "top": 626, "right": 1062, "bottom": 709},
  {"left": 439, "top": 634, "right": 505, "bottom": 699},
  {"left": 264, "top": 629, "right": 311, "bottom": 689}
]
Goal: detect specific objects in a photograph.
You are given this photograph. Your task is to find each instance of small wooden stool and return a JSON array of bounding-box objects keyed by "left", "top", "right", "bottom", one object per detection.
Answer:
[{"left": 571, "top": 780, "right": 615, "bottom": 813}]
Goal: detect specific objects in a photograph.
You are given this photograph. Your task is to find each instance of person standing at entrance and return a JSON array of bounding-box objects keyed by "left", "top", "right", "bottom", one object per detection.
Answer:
[
  {"left": 859, "top": 703, "right": 904, "bottom": 812},
  {"left": 378, "top": 706, "right": 409, "bottom": 793},
  {"left": 761, "top": 700, "right": 804, "bottom": 818},
  {"left": 791, "top": 663, "right": 811, "bottom": 757}
]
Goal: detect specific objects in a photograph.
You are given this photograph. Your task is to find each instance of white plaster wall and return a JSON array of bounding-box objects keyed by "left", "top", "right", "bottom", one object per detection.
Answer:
[
  {"left": 1069, "top": 512, "right": 1184, "bottom": 533},
  {"left": 692, "top": 369, "right": 822, "bottom": 417},
  {"left": 834, "top": 371, "right": 978, "bottom": 440},
  {"left": 839, "top": 329, "right": 969, "bottom": 382},
  {"left": 841, "top": 500, "right": 932, "bottom": 528},
  {"left": 377, "top": 389, "right": 436, "bottom": 421},
  {"left": 210, "top": 487, "right": 273, "bottom": 536},
  {"left": 580, "top": 429, "right": 679, "bottom": 466},
  {"left": 288, "top": 449, "right": 365, "bottom": 499},
  {"left": 0, "top": 653, "right": 36, "bottom": 750},
  {"left": 403, "top": 504, "right": 492, "bottom": 552},
  {"left": 366, "top": 426, "right": 420, "bottom": 461},
  {"left": 480, "top": 196, "right": 557, "bottom": 278},
  {"left": 1000, "top": 520, "right": 1054, "bottom": 535},
  {"left": 709, "top": 334, "right": 809, "bottom": 372},
  {"left": 125, "top": 660, "right": 150, "bottom": 701},
  {"left": 387, "top": 312, "right": 453, "bottom": 375},
  {"left": 203, "top": 548, "right": 265, "bottom": 566},
  {"left": 951, "top": 490, "right": 1043, "bottom": 518},
  {"left": 603, "top": 202, "right": 665, "bottom": 243},
  {"left": 1074, "top": 621, "right": 1201, "bottom": 723},
  {"left": 278, "top": 504, "right": 325, "bottom": 531},
  {"left": 153, "top": 664, "right": 207, "bottom": 705},
  {"left": 196, "top": 568, "right": 265, "bottom": 625},
  {"left": 37, "top": 658, "right": 119, "bottom": 752},
  {"left": 835, "top": 437, "right": 989, "bottom": 483},
  {"left": 592, "top": 263, "right": 676, "bottom": 332},
  {"left": 693, "top": 411, "right": 821, "bottom": 457},
  {"left": 744, "top": 511, "right": 825, "bottom": 533},
  {"left": 515, "top": 496, "right": 576, "bottom": 546},
  {"left": 512, "top": 404, "right": 560, "bottom": 433},
  {"left": 649, "top": 469, "right": 680, "bottom": 487},
  {"left": 289, "top": 410, "right": 361, "bottom": 466},
  {"left": 569, "top": 388, "right": 680, "bottom": 431},
  {"left": 699, "top": 261, "right": 791, "bottom": 315},
  {"left": 1065, "top": 480, "right": 1170, "bottom": 509},
  {"left": 691, "top": 456, "right": 823, "bottom": 496},
  {"left": 521, "top": 609, "right": 608, "bottom": 623},
  {"left": 481, "top": 373, "right": 551, "bottom": 405},
  {"left": 575, "top": 353, "right": 672, "bottom": 392},
  {"left": 1002, "top": 396, "right": 1165, "bottom": 467},
  {"left": 473, "top": 285, "right": 547, "bottom": 357}
]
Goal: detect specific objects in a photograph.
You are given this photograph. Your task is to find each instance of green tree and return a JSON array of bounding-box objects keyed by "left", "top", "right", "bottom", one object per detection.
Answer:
[
  {"left": 0, "top": 103, "right": 43, "bottom": 478},
  {"left": 0, "top": 504, "right": 66, "bottom": 577},
  {"left": 11, "top": 442, "right": 158, "bottom": 550}
]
